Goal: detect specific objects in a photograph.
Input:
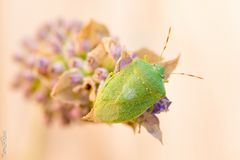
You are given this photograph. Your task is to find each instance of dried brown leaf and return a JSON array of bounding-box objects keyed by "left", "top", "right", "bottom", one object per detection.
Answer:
[
  {"left": 51, "top": 69, "right": 89, "bottom": 105},
  {"left": 82, "top": 107, "right": 96, "bottom": 122},
  {"left": 125, "top": 121, "right": 139, "bottom": 134},
  {"left": 160, "top": 55, "right": 180, "bottom": 80},
  {"left": 87, "top": 37, "right": 118, "bottom": 70},
  {"left": 138, "top": 112, "right": 163, "bottom": 143},
  {"left": 134, "top": 48, "right": 163, "bottom": 63},
  {"left": 72, "top": 77, "right": 97, "bottom": 102},
  {"left": 77, "top": 20, "right": 110, "bottom": 50},
  {"left": 114, "top": 49, "right": 132, "bottom": 72}
]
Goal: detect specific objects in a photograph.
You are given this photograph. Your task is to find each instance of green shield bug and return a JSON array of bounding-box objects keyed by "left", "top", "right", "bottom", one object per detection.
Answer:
[{"left": 84, "top": 58, "right": 166, "bottom": 123}]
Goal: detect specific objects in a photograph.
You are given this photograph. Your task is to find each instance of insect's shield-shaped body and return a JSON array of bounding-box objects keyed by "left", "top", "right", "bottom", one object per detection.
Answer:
[{"left": 84, "top": 59, "right": 166, "bottom": 123}]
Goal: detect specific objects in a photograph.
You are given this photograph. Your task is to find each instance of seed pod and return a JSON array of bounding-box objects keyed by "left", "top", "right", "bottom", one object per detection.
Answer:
[{"left": 84, "top": 59, "right": 166, "bottom": 123}]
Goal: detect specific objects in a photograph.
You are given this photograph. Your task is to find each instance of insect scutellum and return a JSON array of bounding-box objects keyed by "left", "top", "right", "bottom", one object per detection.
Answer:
[{"left": 153, "top": 63, "right": 165, "bottom": 80}]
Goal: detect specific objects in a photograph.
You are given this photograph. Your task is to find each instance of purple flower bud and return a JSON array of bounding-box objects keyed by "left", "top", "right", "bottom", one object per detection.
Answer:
[
  {"left": 65, "top": 41, "right": 75, "bottom": 56},
  {"left": 130, "top": 52, "right": 137, "bottom": 59},
  {"left": 80, "top": 39, "right": 90, "bottom": 52},
  {"left": 22, "top": 70, "right": 34, "bottom": 81},
  {"left": 35, "top": 91, "right": 47, "bottom": 102},
  {"left": 87, "top": 56, "right": 97, "bottom": 69},
  {"left": 71, "top": 58, "right": 83, "bottom": 68},
  {"left": 37, "top": 58, "right": 49, "bottom": 75},
  {"left": 69, "top": 107, "right": 80, "bottom": 119},
  {"left": 23, "top": 84, "right": 35, "bottom": 97},
  {"left": 51, "top": 41, "right": 62, "bottom": 53},
  {"left": 94, "top": 68, "right": 108, "bottom": 82},
  {"left": 70, "top": 73, "right": 83, "bottom": 84},
  {"left": 148, "top": 97, "right": 172, "bottom": 114},
  {"left": 119, "top": 58, "right": 132, "bottom": 68},
  {"left": 110, "top": 44, "right": 122, "bottom": 60},
  {"left": 26, "top": 56, "right": 35, "bottom": 67},
  {"left": 51, "top": 63, "right": 65, "bottom": 74},
  {"left": 38, "top": 58, "right": 49, "bottom": 68},
  {"left": 114, "top": 52, "right": 133, "bottom": 72},
  {"left": 55, "top": 30, "right": 65, "bottom": 42},
  {"left": 37, "top": 31, "right": 47, "bottom": 40}
]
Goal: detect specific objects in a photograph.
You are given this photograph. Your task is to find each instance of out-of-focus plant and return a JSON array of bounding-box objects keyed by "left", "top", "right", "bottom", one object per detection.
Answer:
[
  {"left": 13, "top": 19, "right": 195, "bottom": 142},
  {"left": 13, "top": 19, "right": 110, "bottom": 124}
]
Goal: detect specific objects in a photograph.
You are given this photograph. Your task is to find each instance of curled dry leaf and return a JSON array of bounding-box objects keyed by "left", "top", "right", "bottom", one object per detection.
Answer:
[
  {"left": 77, "top": 20, "right": 110, "bottom": 51},
  {"left": 82, "top": 106, "right": 95, "bottom": 122},
  {"left": 51, "top": 69, "right": 90, "bottom": 105},
  {"left": 125, "top": 121, "right": 139, "bottom": 134},
  {"left": 138, "top": 112, "right": 163, "bottom": 143},
  {"left": 87, "top": 37, "right": 119, "bottom": 71},
  {"left": 160, "top": 55, "right": 180, "bottom": 80},
  {"left": 114, "top": 49, "right": 133, "bottom": 72},
  {"left": 134, "top": 48, "right": 163, "bottom": 63},
  {"left": 73, "top": 77, "right": 97, "bottom": 102}
]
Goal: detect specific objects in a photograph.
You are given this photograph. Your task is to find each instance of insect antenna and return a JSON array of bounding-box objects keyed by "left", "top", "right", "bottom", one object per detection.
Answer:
[
  {"left": 171, "top": 72, "right": 203, "bottom": 79},
  {"left": 160, "top": 27, "right": 172, "bottom": 57}
]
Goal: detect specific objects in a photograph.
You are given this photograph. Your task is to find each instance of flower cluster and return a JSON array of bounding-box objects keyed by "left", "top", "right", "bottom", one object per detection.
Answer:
[
  {"left": 13, "top": 19, "right": 110, "bottom": 124},
  {"left": 13, "top": 19, "right": 179, "bottom": 141}
]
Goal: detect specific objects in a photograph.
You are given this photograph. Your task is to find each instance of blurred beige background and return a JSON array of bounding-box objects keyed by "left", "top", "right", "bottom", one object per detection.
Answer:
[{"left": 1, "top": 0, "right": 240, "bottom": 160}]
